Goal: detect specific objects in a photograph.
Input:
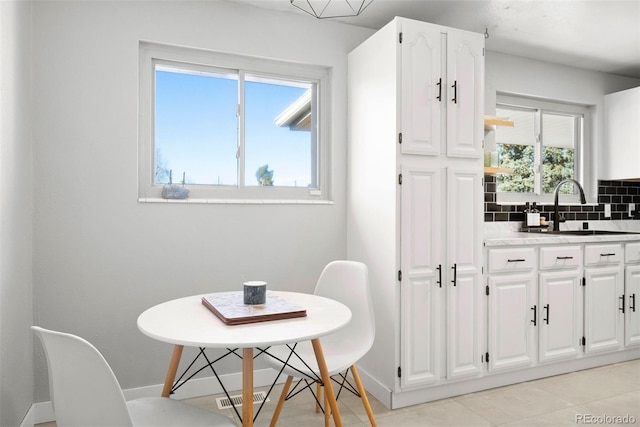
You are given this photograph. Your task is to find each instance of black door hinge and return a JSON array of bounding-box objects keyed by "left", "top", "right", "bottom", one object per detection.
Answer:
[
  {"left": 399, "top": 32, "right": 403, "bottom": 43},
  {"left": 397, "top": 366, "right": 402, "bottom": 378},
  {"left": 399, "top": 174, "right": 403, "bottom": 185},
  {"left": 581, "top": 336, "right": 586, "bottom": 346},
  {"left": 399, "top": 133, "right": 402, "bottom": 144},
  {"left": 582, "top": 277, "right": 586, "bottom": 287},
  {"left": 398, "top": 270, "right": 402, "bottom": 281},
  {"left": 485, "top": 352, "right": 490, "bottom": 364},
  {"left": 486, "top": 285, "right": 490, "bottom": 296}
]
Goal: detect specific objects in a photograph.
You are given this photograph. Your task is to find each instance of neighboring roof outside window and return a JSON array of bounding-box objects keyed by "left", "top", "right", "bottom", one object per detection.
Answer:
[{"left": 275, "top": 90, "right": 312, "bottom": 131}]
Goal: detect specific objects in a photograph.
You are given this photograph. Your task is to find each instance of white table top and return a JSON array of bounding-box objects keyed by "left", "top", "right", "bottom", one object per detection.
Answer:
[{"left": 137, "top": 291, "right": 352, "bottom": 348}]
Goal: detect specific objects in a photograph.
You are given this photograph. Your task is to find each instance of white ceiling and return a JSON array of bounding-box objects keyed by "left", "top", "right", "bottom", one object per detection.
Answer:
[{"left": 223, "top": 0, "right": 640, "bottom": 79}]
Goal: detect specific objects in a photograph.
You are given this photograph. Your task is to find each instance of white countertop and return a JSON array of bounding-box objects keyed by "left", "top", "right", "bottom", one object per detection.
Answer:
[{"left": 485, "top": 221, "right": 640, "bottom": 247}]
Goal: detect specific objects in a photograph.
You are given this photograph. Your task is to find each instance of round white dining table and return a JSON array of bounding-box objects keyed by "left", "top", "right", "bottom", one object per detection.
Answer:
[{"left": 137, "top": 291, "right": 352, "bottom": 427}]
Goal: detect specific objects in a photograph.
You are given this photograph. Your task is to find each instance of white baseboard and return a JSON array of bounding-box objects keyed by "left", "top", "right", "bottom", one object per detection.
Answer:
[
  {"left": 27, "top": 368, "right": 285, "bottom": 425},
  {"left": 19, "top": 404, "right": 36, "bottom": 427},
  {"left": 354, "top": 364, "right": 392, "bottom": 408}
]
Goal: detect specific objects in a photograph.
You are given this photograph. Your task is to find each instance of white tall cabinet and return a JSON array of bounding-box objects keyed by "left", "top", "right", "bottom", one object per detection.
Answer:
[{"left": 347, "top": 17, "right": 484, "bottom": 403}]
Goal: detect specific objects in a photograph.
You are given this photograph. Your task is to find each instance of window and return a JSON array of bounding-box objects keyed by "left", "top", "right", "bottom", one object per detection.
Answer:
[
  {"left": 139, "top": 42, "right": 331, "bottom": 203},
  {"left": 493, "top": 94, "right": 591, "bottom": 204}
]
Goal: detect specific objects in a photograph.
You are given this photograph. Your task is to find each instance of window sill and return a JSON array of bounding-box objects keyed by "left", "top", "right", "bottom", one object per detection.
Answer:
[{"left": 138, "top": 197, "right": 334, "bottom": 205}]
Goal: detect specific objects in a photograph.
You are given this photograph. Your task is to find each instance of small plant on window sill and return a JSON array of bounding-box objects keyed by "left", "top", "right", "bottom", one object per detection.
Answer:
[{"left": 161, "top": 170, "right": 190, "bottom": 200}]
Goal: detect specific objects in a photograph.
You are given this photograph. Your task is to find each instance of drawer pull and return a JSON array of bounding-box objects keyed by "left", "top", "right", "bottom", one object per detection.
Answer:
[
  {"left": 437, "top": 264, "right": 442, "bottom": 288},
  {"left": 631, "top": 294, "right": 636, "bottom": 313},
  {"left": 619, "top": 295, "right": 625, "bottom": 314},
  {"left": 600, "top": 253, "right": 616, "bottom": 257},
  {"left": 507, "top": 259, "right": 526, "bottom": 263},
  {"left": 556, "top": 256, "right": 574, "bottom": 260}
]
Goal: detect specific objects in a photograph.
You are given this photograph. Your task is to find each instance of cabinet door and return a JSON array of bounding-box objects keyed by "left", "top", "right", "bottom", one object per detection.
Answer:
[
  {"left": 487, "top": 273, "right": 537, "bottom": 373},
  {"left": 400, "top": 20, "right": 443, "bottom": 156},
  {"left": 446, "top": 167, "right": 483, "bottom": 379},
  {"left": 446, "top": 30, "right": 484, "bottom": 158},
  {"left": 538, "top": 270, "right": 582, "bottom": 363},
  {"left": 602, "top": 87, "right": 640, "bottom": 180},
  {"left": 625, "top": 265, "right": 640, "bottom": 347},
  {"left": 584, "top": 266, "right": 624, "bottom": 354},
  {"left": 400, "top": 162, "right": 444, "bottom": 387}
]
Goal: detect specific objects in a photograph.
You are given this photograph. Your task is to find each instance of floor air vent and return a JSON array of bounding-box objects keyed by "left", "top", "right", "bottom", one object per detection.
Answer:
[{"left": 216, "top": 391, "right": 269, "bottom": 409}]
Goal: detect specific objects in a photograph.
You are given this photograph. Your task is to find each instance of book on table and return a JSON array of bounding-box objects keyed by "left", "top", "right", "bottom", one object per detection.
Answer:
[{"left": 201, "top": 291, "right": 307, "bottom": 325}]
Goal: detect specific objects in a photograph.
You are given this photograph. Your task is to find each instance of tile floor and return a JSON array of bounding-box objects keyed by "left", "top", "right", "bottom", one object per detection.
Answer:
[{"left": 37, "top": 359, "right": 639, "bottom": 426}]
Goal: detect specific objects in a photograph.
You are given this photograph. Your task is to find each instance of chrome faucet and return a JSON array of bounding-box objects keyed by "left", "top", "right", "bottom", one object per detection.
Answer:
[{"left": 553, "top": 178, "right": 587, "bottom": 231}]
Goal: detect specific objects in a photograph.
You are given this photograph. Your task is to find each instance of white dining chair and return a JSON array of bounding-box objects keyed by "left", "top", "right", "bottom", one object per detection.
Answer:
[
  {"left": 263, "top": 260, "right": 377, "bottom": 427},
  {"left": 32, "top": 326, "right": 237, "bottom": 427}
]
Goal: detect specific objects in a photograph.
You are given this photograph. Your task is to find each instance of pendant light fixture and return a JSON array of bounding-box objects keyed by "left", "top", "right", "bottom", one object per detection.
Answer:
[{"left": 290, "top": 0, "right": 374, "bottom": 19}]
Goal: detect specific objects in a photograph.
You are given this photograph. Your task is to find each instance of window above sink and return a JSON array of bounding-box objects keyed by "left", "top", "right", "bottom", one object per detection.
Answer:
[{"left": 488, "top": 93, "right": 596, "bottom": 206}]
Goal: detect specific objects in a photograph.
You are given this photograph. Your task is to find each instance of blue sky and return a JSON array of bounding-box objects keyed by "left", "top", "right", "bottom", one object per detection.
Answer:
[{"left": 154, "top": 68, "right": 312, "bottom": 187}]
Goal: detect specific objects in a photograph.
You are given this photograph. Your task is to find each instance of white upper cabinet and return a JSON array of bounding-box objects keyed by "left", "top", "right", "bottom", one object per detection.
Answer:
[
  {"left": 401, "top": 22, "right": 442, "bottom": 156},
  {"left": 446, "top": 30, "right": 485, "bottom": 158},
  {"left": 601, "top": 86, "right": 640, "bottom": 180},
  {"left": 400, "top": 20, "right": 484, "bottom": 158}
]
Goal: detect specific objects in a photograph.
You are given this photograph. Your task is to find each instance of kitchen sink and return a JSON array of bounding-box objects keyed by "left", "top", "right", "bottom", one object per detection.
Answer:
[{"left": 547, "top": 229, "right": 640, "bottom": 236}]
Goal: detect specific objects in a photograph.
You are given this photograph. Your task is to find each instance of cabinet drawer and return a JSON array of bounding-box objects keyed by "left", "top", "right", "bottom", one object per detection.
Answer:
[
  {"left": 626, "top": 242, "right": 640, "bottom": 263},
  {"left": 540, "top": 245, "right": 581, "bottom": 269},
  {"left": 488, "top": 248, "right": 536, "bottom": 273},
  {"left": 584, "top": 244, "right": 623, "bottom": 266}
]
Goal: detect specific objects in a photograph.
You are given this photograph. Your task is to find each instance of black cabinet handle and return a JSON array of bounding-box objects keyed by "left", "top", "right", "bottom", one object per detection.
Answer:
[
  {"left": 631, "top": 294, "right": 636, "bottom": 313},
  {"left": 556, "top": 256, "right": 574, "bottom": 260},
  {"left": 437, "top": 264, "right": 442, "bottom": 288},
  {"left": 531, "top": 305, "right": 537, "bottom": 326},
  {"left": 600, "top": 253, "right": 616, "bottom": 257},
  {"left": 451, "top": 264, "right": 457, "bottom": 286},
  {"left": 543, "top": 304, "right": 550, "bottom": 325},
  {"left": 436, "top": 78, "right": 442, "bottom": 101},
  {"left": 451, "top": 81, "right": 457, "bottom": 103},
  {"left": 507, "top": 259, "right": 526, "bottom": 263},
  {"left": 619, "top": 295, "right": 625, "bottom": 314}
]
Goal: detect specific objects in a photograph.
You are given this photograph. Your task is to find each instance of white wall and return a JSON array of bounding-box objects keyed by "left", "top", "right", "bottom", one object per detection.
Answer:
[
  {"left": 31, "top": 0, "right": 373, "bottom": 403},
  {"left": 0, "top": 1, "right": 34, "bottom": 426}
]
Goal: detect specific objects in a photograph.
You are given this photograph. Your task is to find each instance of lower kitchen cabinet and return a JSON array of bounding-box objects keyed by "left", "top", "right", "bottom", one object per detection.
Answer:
[
  {"left": 583, "top": 244, "right": 624, "bottom": 354},
  {"left": 626, "top": 265, "right": 640, "bottom": 346},
  {"left": 625, "top": 242, "right": 640, "bottom": 347},
  {"left": 487, "top": 271, "right": 536, "bottom": 372},
  {"left": 538, "top": 269, "right": 582, "bottom": 362},
  {"left": 486, "top": 244, "right": 583, "bottom": 372},
  {"left": 537, "top": 244, "right": 583, "bottom": 363}
]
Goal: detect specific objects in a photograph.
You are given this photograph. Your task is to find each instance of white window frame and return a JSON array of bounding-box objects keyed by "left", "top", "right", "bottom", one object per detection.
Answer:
[
  {"left": 494, "top": 93, "right": 594, "bottom": 206},
  {"left": 138, "top": 42, "right": 332, "bottom": 204}
]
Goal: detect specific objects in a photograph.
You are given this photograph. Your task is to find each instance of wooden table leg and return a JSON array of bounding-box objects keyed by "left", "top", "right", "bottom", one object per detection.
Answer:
[
  {"left": 311, "top": 338, "right": 343, "bottom": 427},
  {"left": 242, "top": 348, "right": 254, "bottom": 427},
  {"left": 162, "top": 345, "right": 184, "bottom": 398}
]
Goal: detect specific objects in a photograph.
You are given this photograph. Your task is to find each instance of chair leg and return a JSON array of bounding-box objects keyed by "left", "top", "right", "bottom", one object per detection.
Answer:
[
  {"left": 316, "top": 382, "right": 322, "bottom": 413},
  {"left": 270, "top": 376, "right": 293, "bottom": 427},
  {"left": 324, "top": 385, "right": 331, "bottom": 427},
  {"left": 351, "top": 365, "right": 377, "bottom": 427}
]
